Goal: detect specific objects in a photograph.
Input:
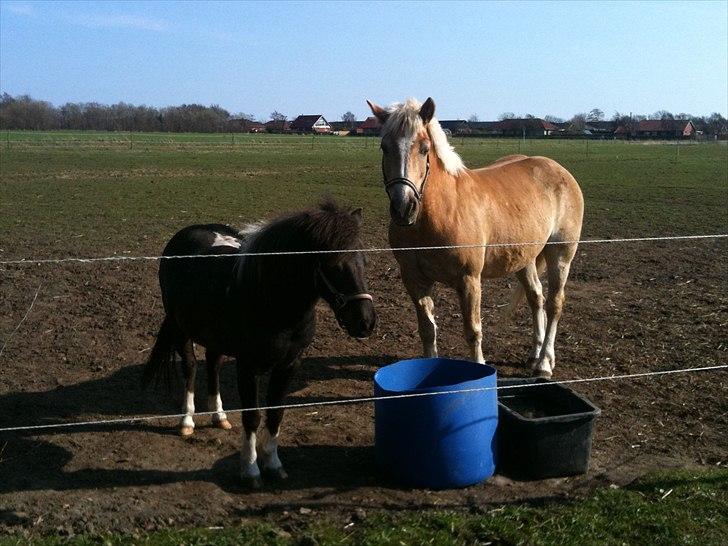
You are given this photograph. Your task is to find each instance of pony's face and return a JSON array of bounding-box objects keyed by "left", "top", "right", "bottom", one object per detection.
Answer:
[
  {"left": 317, "top": 250, "right": 376, "bottom": 339},
  {"left": 368, "top": 98, "right": 435, "bottom": 227}
]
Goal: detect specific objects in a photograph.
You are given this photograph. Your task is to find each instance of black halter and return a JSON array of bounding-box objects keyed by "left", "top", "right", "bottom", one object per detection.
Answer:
[
  {"left": 315, "top": 265, "right": 373, "bottom": 311},
  {"left": 383, "top": 156, "right": 430, "bottom": 202}
]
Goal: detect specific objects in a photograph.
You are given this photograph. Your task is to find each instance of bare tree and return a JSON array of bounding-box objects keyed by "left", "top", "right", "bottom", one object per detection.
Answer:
[
  {"left": 270, "top": 110, "right": 287, "bottom": 122},
  {"left": 341, "top": 111, "right": 356, "bottom": 128},
  {"left": 650, "top": 110, "right": 674, "bottom": 120},
  {"left": 468, "top": 114, "right": 479, "bottom": 122},
  {"left": 587, "top": 108, "right": 604, "bottom": 122},
  {"left": 498, "top": 112, "right": 516, "bottom": 120},
  {"left": 569, "top": 113, "right": 587, "bottom": 133},
  {"left": 544, "top": 115, "right": 565, "bottom": 124}
]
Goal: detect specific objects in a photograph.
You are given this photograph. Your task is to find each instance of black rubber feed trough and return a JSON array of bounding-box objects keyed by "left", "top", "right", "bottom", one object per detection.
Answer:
[{"left": 496, "top": 377, "right": 600, "bottom": 480}]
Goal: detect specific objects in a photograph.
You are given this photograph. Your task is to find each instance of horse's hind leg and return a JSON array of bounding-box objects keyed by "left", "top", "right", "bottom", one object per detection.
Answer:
[
  {"left": 259, "top": 358, "right": 299, "bottom": 481},
  {"left": 515, "top": 262, "right": 546, "bottom": 368},
  {"left": 206, "top": 350, "right": 231, "bottom": 430},
  {"left": 236, "top": 361, "right": 262, "bottom": 488},
  {"left": 533, "top": 243, "right": 577, "bottom": 378},
  {"left": 179, "top": 339, "right": 197, "bottom": 436}
]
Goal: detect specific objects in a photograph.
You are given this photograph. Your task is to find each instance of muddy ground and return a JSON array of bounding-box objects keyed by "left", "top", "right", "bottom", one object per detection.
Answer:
[{"left": 0, "top": 240, "right": 726, "bottom": 536}]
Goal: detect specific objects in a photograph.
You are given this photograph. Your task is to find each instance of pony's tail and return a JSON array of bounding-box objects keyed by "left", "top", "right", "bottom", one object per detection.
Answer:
[
  {"left": 142, "top": 315, "right": 179, "bottom": 390},
  {"left": 500, "top": 253, "right": 547, "bottom": 322}
]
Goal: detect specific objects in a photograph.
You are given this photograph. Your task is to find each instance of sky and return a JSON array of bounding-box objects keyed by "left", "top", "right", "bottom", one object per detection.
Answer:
[{"left": 1, "top": 0, "right": 726, "bottom": 121}]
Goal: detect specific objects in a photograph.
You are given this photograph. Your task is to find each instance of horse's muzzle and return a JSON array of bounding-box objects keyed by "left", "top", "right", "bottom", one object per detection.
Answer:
[{"left": 388, "top": 186, "right": 420, "bottom": 226}]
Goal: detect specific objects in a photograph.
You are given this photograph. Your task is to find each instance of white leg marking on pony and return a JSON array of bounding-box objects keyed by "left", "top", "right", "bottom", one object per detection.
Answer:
[
  {"left": 240, "top": 431, "right": 261, "bottom": 479},
  {"left": 208, "top": 393, "right": 228, "bottom": 423},
  {"left": 180, "top": 390, "right": 195, "bottom": 433},
  {"left": 257, "top": 427, "right": 283, "bottom": 471},
  {"left": 211, "top": 233, "right": 241, "bottom": 248}
]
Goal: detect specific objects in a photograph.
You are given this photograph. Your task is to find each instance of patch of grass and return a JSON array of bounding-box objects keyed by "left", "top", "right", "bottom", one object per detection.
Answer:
[
  {"left": 1, "top": 136, "right": 726, "bottom": 263},
  {"left": 3, "top": 468, "right": 726, "bottom": 545}
]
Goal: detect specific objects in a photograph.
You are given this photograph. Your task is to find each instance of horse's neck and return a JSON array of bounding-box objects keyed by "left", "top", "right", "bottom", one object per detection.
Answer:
[{"left": 237, "top": 257, "right": 318, "bottom": 320}]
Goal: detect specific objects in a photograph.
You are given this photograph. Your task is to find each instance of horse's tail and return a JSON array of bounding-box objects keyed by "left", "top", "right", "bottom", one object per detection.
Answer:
[
  {"left": 500, "top": 253, "right": 547, "bottom": 322},
  {"left": 142, "top": 315, "right": 179, "bottom": 390}
]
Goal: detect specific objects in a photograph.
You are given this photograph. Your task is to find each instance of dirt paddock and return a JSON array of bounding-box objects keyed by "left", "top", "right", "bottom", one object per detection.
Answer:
[{"left": 0, "top": 240, "right": 726, "bottom": 535}]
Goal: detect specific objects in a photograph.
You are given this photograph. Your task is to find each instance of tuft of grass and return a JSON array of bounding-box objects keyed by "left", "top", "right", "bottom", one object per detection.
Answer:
[{"left": 3, "top": 468, "right": 726, "bottom": 545}]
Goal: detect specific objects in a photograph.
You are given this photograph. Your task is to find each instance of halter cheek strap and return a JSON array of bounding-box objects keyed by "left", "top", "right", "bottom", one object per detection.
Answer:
[
  {"left": 315, "top": 266, "right": 373, "bottom": 311},
  {"left": 384, "top": 156, "right": 430, "bottom": 203}
]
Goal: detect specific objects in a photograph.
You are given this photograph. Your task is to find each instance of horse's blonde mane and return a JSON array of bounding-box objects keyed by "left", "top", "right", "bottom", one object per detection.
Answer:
[{"left": 381, "top": 98, "right": 465, "bottom": 175}]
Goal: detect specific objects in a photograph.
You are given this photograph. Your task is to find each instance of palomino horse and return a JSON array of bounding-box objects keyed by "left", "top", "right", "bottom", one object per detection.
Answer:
[
  {"left": 144, "top": 201, "right": 376, "bottom": 487},
  {"left": 367, "top": 98, "right": 583, "bottom": 378}
]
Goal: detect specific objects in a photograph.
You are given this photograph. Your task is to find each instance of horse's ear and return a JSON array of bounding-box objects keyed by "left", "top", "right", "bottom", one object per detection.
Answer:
[
  {"left": 350, "top": 207, "right": 363, "bottom": 224},
  {"left": 419, "top": 97, "right": 435, "bottom": 124},
  {"left": 367, "top": 100, "right": 389, "bottom": 124}
]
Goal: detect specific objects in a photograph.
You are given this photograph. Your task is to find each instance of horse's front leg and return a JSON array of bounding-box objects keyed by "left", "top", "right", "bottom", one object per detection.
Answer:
[
  {"left": 258, "top": 358, "right": 299, "bottom": 481},
  {"left": 402, "top": 275, "right": 438, "bottom": 358},
  {"left": 206, "top": 349, "right": 231, "bottom": 430},
  {"left": 236, "top": 360, "right": 262, "bottom": 488},
  {"left": 457, "top": 274, "right": 485, "bottom": 364}
]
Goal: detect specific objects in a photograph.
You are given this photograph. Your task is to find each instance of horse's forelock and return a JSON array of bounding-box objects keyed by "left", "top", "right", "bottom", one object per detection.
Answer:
[
  {"left": 308, "top": 200, "right": 362, "bottom": 252},
  {"left": 380, "top": 98, "right": 465, "bottom": 175}
]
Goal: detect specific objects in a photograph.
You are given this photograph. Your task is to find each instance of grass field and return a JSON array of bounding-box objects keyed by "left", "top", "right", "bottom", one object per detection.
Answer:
[
  {"left": 1, "top": 133, "right": 726, "bottom": 260},
  {"left": 0, "top": 133, "right": 726, "bottom": 543}
]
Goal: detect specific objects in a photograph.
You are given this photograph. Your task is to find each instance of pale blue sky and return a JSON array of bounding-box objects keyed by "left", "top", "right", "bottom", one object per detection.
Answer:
[{"left": 1, "top": 0, "right": 726, "bottom": 121}]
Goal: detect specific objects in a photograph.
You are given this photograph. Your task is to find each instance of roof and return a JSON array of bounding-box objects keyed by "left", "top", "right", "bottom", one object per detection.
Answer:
[
  {"left": 497, "top": 118, "right": 557, "bottom": 131},
  {"left": 438, "top": 119, "right": 468, "bottom": 131},
  {"left": 359, "top": 116, "right": 380, "bottom": 130},
  {"left": 290, "top": 115, "right": 328, "bottom": 129},
  {"left": 637, "top": 119, "right": 691, "bottom": 132}
]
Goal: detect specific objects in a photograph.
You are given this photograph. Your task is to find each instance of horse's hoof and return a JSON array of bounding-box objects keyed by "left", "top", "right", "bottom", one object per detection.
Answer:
[
  {"left": 241, "top": 475, "right": 263, "bottom": 489},
  {"left": 533, "top": 369, "right": 552, "bottom": 380},
  {"left": 263, "top": 466, "right": 288, "bottom": 482},
  {"left": 179, "top": 426, "right": 195, "bottom": 436},
  {"left": 214, "top": 419, "right": 232, "bottom": 430}
]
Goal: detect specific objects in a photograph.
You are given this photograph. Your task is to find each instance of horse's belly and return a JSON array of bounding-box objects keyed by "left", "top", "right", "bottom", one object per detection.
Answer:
[{"left": 481, "top": 246, "right": 540, "bottom": 278}]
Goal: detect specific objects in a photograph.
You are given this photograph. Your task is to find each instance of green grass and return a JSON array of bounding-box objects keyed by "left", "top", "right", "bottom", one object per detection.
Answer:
[
  {"left": 1, "top": 134, "right": 726, "bottom": 262},
  {"left": 2, "top": 468, "right": 726, "bottom": 545}
]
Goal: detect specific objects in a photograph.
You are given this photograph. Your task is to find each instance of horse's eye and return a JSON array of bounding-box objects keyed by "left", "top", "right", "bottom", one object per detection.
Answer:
[{"left": 420, "top": 144, "right": 430, "bottom": 155}]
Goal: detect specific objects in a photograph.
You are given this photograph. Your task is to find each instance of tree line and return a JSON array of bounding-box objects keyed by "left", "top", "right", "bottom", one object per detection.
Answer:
[{"left": 1, "top": 93, "right": 725, "bottom": 135}]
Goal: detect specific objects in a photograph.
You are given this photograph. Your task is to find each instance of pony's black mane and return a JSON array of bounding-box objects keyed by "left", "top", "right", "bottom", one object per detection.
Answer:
[
  {"left": 232, "top": 200, "right": 362, "bottom": 315},
  {"left": 247, "top": 199, "right": 362, "bottom": 255}
]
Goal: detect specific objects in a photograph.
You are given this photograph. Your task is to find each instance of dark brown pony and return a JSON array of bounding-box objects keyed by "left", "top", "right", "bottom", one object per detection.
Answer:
[{"left": 144, "top": 201, "right": 376, "bottom": 487}]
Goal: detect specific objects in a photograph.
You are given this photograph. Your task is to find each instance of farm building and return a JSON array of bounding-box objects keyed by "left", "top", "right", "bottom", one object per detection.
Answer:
[
  {"left": 356, "top": 116, "right": 381, "bottom": 136},
  {"left": 265, "top": 120, "right": 291, "bottom": 133},
  {"left": 497, "top": 118, "right": 558, "bottom": 137},
  {"left": 468, "top": 121, "right": 503, "bottom": 136},
  {"left": 584, "top": 120, "right": 617, "bottom": 138},
  {"left": 615, "top": 119, "right": 696, "bottom": 139},
  {"left": 226, "top": 117, "right": 266, "bottom": 133},
  {"left": 438, "top": 120, "right": 469, "bottom": 135},
  {"left": 290, "top": 114, "right": 331, "bottom": 134}
]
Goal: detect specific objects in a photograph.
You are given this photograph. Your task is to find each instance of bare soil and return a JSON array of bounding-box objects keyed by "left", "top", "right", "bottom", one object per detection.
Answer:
[{"left": 1, "top": 241, "right": 726, "bottom": 536}]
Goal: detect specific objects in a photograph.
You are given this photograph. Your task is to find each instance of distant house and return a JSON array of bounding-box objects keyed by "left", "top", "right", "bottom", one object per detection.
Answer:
[
  {"left": 290, "top": 115, "right": 331, "bottom": 134},
  {"left": 496, "top": 118, "right": 557, "bottom": 137},
  {"left": 638, "top": 119, "right": 695, "bottom": 139},
  {"left": 438, "top": 120, "right": 469, "bottom": 136},
  {"left": 615, "top": 119, "right": 695, "bottom": 139},
  {"left": 468, "top": 121, "right": 502, "bottom": 136},
  {"left": 226, "top": 117, "right": 266, "bottom": 133},
  {"left": 356, "top": 116, "right": 381, "bottom": 136},
  {"left": 584, "top": 120, "right": 616, "bottom": 138},
  {"left": 265, "top": 120, "right": 291, "bottom": 133}
]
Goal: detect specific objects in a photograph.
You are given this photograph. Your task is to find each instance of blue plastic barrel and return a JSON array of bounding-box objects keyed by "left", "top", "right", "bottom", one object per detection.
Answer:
[{"left": 374, "top": 357, "right": 498, "bottom": 489}]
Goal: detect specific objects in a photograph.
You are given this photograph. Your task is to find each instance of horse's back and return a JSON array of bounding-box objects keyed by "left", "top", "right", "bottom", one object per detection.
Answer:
[{"left": 159, "top": 224, "right": 246, "bottom": 345}]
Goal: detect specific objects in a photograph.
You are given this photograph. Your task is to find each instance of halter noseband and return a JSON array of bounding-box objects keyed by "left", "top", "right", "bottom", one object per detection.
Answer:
[
  {"left": 315, "top": 265, "right": 373, "bottom": 311},
  {"left": 384, "top": 155, "right": 430, "bottom": 202}
]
